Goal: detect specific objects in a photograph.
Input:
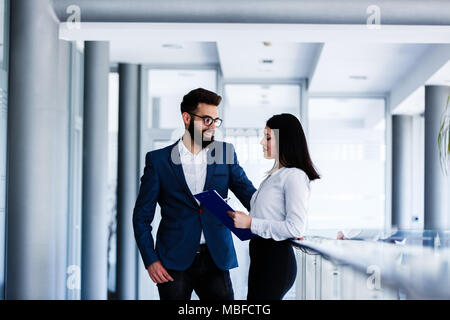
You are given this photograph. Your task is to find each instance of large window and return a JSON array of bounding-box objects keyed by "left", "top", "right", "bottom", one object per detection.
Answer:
[
  {"left": 224, "top": 84, "right": 300, "bottom": 128},
  {"left": 147, "top": 69, "right": 217, "bottom": 130},
  {"left": 106, "top": 72, "right": 119, "bottom": 298},
  {"left": 307, "top": 98, "right": 387, "bottom": 230},
  {"left": 66, "top": 43, "right": 84, "bottom": 300}
]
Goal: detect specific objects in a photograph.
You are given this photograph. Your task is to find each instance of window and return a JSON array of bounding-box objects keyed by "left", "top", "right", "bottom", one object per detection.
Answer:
[
  {"left": 224, "top": 84, "right": 300, "bottom": 128},
  {"left": 147, "top": 69, "right": 217, "bottom": 129},
  {"left": 107, "top": 72, "right": 119, "bottom": 298},
  {"left": 307, "top": 98, "right": 386, "bottom": 230},
  {"left": 66, "top": 43, "right": 84, "bottom": 300}
]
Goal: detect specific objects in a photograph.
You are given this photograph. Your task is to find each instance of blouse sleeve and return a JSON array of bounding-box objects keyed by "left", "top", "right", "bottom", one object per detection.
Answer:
[{"left": 250, "top": 170, "right": 310, "bottom": 240}]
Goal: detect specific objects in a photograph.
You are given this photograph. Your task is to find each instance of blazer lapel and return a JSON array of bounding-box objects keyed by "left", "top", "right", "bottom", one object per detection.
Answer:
[{"left": 168, "top": 140, "right": 199, "bottom": 209}]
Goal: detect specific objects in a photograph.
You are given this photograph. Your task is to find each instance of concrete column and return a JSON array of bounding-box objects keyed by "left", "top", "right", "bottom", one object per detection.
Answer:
[
  {"left": 424, "top": 86, "right": 450, "bottom": 230},
  {"left": 392, "top": 115, "right": 414, "bottom": 230},
  {"left": 116, "top": 63, "right": 140, "bottom": 300},
  {"left": 81, "top": 41, "right": 110, "bottom": 300},
  {"left": 6, "top": 0, "right": 69, "bottom": 299}
]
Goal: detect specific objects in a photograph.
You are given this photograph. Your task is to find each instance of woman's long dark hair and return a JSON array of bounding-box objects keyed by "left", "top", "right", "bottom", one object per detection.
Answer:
[{"left": 266, "top": 113, "right": 320, "bottom": 181}]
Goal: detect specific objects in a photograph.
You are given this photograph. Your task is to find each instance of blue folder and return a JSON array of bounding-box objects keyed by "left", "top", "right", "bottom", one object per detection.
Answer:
[{"left": 194, "top": 190, "right": 258, "bottom": 241}]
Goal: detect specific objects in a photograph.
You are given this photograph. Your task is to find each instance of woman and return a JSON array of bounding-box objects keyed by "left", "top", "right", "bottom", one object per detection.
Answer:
[{"left": 228, "top": 113, "right": 320, "bottom": 300}]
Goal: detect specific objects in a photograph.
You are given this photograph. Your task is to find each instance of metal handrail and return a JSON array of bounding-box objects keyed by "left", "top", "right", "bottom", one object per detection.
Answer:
[{"left": 290, "top": 237, "right": 450, "bottom": 299}]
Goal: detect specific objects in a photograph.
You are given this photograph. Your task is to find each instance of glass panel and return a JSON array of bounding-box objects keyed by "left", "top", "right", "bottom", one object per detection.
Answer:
[
  {"left": 147, "top": 69, "right": 217, "bottom": 129},
  {"left": 308, "top": 98, "right": 386, "bottom": 230},
  {"left": 107, "top": 73, "right": 119, "bottom": 298},
  {"left": 66, "top": 44, "right": 84, "bottom": 300}
]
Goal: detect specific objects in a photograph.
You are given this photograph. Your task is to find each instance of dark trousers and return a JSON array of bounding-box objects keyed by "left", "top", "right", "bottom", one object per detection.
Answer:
[
  {"left": 247, "top": 237, "right": 297, "bottom": 300},
  {"left": 157, "top": 244, "right": 234, "bottom": 300}
]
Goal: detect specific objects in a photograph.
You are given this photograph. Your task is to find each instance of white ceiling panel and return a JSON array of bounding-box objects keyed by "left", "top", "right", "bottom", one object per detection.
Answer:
[
  {"left": 309, "top": 43, "right": 431, "bottom": 93},
  {"left": 225, "top": 84, "right": 300, "bottom": 109},
  {"left": 59, "top": 23, "right": 450, "bottom": 101},
  {"left": 426, "top": 59, "right": 450, "bottom": 86},
  {"left": 217, "top": 41, "right": 321, "bottom": 80},
  {"left": 110, "top": 41, "right": 219, "bottom": 65}
]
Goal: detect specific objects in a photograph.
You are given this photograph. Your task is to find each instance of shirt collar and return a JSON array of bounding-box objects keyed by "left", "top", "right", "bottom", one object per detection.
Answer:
[{"left": 178, "top": 137, "right": 210, "bottom": 156}]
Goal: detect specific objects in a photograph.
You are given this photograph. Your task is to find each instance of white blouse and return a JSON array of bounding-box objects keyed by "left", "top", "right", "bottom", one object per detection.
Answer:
[{"left": 249, "top": 167, "right": 310, "bottom": 241}]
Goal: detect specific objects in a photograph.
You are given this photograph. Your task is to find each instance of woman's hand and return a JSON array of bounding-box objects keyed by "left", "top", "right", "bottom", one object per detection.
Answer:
[
  {"left": 336, "top": 231, "right": 348, "bottom": 240},
  {"left": 227, "top": 210, "right": 252, "bottom": 229}
]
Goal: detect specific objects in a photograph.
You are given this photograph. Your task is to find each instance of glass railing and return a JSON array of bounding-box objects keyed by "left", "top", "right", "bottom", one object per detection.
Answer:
[{"left": 291, "top": 229, "right": 450, "bottom": 299}]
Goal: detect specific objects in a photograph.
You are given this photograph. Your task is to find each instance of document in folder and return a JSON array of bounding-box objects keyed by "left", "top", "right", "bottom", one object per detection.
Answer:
[{"left": 194, "top": 190, "right": 258, "bottom": 241}]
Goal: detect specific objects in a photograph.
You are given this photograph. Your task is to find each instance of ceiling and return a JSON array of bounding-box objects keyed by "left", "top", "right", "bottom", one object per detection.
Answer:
[
  {"left": 225, "top": 84, "right": 300, "bottom": 109},
  {"left": 427, "top": 60, "right": 450, "bottom": 86},
  {"left": 217, "top": 41, "right": 320, "bottom": 80},
  {"left": 62, "top": 23, "right": 450, "bottom": 114},
  {"left": 392, "top": 58, "right": 450, "bottom": 115},
  {"left": 309, "top": 43, "right": 431, "bottom": 93},
  {"left": 110, "top": 41, "right": 219, "bottom": 65}
]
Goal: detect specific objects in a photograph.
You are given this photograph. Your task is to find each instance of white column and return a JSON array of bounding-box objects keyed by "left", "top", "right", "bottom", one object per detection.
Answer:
[
  {"left": 81, "top": 41, "right": 110, "bottom": 300},
  {"left": 6, "top": 0, "right": 69, "bottom": 299}
]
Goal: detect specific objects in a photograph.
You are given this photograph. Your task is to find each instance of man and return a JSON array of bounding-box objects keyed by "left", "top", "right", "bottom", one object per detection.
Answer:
[{"left": 133, "top": 88, "right": 256, "bottom": 300}]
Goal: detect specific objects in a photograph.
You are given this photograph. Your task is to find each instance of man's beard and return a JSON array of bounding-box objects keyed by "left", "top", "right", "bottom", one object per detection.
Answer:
[{"left": 187, "top": 119, "right": 214, "bottom": 149}]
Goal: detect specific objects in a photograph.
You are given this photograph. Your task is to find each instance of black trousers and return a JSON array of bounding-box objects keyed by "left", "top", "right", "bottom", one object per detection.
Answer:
[
  {"left": 157, "top": 244, "right": 234, "bottom": 300},
  {"left": 247, "top": 237, "right": 297, "bottom": 300}
]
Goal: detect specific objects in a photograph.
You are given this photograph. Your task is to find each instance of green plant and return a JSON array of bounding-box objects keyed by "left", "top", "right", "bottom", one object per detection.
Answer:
[{"left": 438, "top": 95, "right": 450, "bottom": 175}]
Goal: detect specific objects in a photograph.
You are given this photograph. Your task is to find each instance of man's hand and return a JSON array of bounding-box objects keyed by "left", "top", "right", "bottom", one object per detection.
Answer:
[
  {"left": 227, "top": 210, "right": 252, "bottom": 229},
  {"left": 147, "top": 260, "right": 174, "bottom": 284}
]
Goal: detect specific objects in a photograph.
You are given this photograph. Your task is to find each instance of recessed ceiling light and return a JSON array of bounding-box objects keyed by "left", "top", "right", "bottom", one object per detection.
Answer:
[
  {"left": 349, "top": 75, "right": 367, "bottom": 80},
  {"left": 261, "top": 85, "right": 271, "bottom": 90},
  {"left": 162, "top": 43, "right": 183, "bottom": 49},
  {"left": 178, "top": 72, "right": 194, "bottom": 77}
]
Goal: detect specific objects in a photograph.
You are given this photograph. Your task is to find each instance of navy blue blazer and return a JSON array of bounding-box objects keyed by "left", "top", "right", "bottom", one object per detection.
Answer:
[{"left": 133, "top": 139, "right": 257, "bottom": 271}]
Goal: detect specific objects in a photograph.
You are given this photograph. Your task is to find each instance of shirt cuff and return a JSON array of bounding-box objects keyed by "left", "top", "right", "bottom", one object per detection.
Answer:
[{"left": 250, "top": 217, "right": 264, "bottom": 236}]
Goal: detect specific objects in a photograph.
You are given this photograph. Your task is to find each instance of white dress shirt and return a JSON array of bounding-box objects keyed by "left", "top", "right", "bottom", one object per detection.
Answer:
[
  {"left": 178, "top": 138, "right": 209, "bottom": 244},
  {"left": 249, "top": 167, "right": 310, "bottom": 241}
]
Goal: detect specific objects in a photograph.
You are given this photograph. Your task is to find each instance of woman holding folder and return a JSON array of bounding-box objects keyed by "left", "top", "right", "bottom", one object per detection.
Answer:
[{"left": 228, "top": 113, "right": 320, "bottom": 300}]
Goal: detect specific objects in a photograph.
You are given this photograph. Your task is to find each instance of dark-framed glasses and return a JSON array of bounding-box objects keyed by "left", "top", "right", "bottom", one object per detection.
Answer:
[{"left": 188, "top": 112, "right": 223, "bottom": 127}]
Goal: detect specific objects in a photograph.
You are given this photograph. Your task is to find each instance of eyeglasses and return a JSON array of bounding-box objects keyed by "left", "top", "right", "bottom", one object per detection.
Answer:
[{"left": 188, "top": 112, "right": 223, "bottom": 127}]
